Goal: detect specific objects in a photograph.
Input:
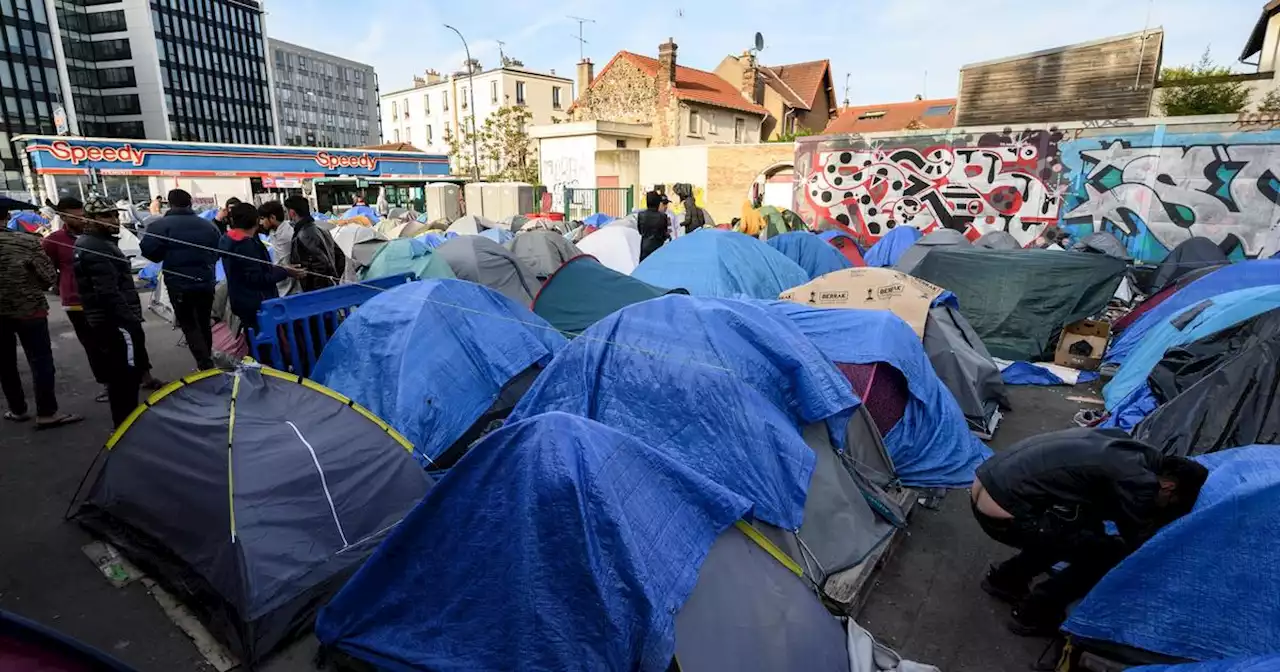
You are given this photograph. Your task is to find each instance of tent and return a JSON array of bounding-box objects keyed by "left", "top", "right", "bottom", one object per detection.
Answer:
[
  {"left": 508, "top": 230, "right": 582, "bottom": 281},
  {"left": 312, "top": 279, "right": 564, "bottom": 468},
  {"left": 1107, "top": 260, "right": 1280, "bottom": 365},
  {"left": 1, "top": 609, "right": 138, "bottom": 671},
  {"left": 583, "top": 212, "right": 613, "bottom": 227},
  {"left": 757, "top": 205, "right": 805, "bottom": 238},
  {"left": 818, "top": 229, "right": 867, "bottom": 266},
  {"left": 479, "top": 227, "right": 514, "bottom": 245},
  {"left": 358, "top": 237, "right": 455, "bottom": 282},
  {"left": 632, "top": 229, "right": 809, "bottom": 299},
  {"left": 780, "top": 268, "right": 1009, "bottom": 437},
  {"left": 1114, "top": 265, "right": 1221, "bottom": 333},
  {"left": 1064, "top": 446, "right": 1280, "bottom": 663},
  {"left": 435, "top": 235, "right": 541, "bottom": 305},
  {"left": 1135, "top": 309, "right": 1280, "bottom": 457},
  {"left": 766, "top": 302, "right": 992, "bottom": 487},
  {"left": 446, "top": 214, "right": 496, "bottom": 236},
  {"left": 316, "top": 412, "right": 854, "bottom": 672},
  {"left": 1148, "top": 237, "right": 1228, "bottom": 293},
  {"left": 425, "top": 217, "right": 451, "bottom": 232},
  {"left": 509, "top": 295, "right": 906, "bottom": 600},
  {"left": 610, "top": 213, "right": 639, "bottom": 230},
  {"left": 70, "top": 365, "right": 432, "bottom": 663},
  {"left": 333, "top": 225, "right": 388, "bottom": 282},
  {"left": 864, "top": 226, "right": 922, "bottom": 267},
  {"left": 912, "top": 248, "right": 1127, "bottom": 361},
  {"left": 975, "top": 231, "right": 1020, "bottom": 250},
  {"left": 1073, "top": 231, "right": 1132, "bottom": 260},
  {"left": 894, "top": 228, "right": 969, "bottom": 274},
  {"left": 1134, "top": 656, "right": 1280, "bottom": 672},
  {"left": 765, "top": 231, "right": 854, "bottom": 280},
  {"left": 333, "top": 224, "right": 386, "bottom": 257},
  {"left": 578, "top": 225, "right": 642, "bottom": 274},
  {"left": 502, "top": 214, "right": 530, "bottom": 232},
  {"left": 344, "top": 204, "right": 381, "bottom": 222},
  {"left": 6, "top": 210, "right": 46, "bottom": 233},
  {"left": 533, "top": 256, "right": 687, "bottom": 335}
]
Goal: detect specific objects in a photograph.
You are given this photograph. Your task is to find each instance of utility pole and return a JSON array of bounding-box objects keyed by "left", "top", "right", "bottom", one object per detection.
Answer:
[
  {"left": 843, "top": 73, "right": 851, "bottom": 107},
  {"left": 444, "top": 24, "right": 481, "bottom": 182},
  {"left": 568, "top": 15, "right": 594, "bottom": 62}
]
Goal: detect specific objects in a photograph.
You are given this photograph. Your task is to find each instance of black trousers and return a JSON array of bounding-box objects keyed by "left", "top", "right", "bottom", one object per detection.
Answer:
[
  {"left": 95, "top": 323, "right": 142, "bottom": 427},
  {"left": 0, "top": 316, "right": 57, "bottom": 418},
  {"left": 974, "top": 502, "right": 1129, "bottom": 617},
  {"left": 170, "top": 288, "right": 215, "bottom": 370},
  {"left": 66, "top": 310, "right": 109, "bottom": 385}
]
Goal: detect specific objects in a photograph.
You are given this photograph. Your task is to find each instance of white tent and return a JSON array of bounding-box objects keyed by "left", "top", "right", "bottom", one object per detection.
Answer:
[
  {"left": 577, "top": 226, "right": 641, "bottom": 274},
  {"left": 447, "top": 214, "right": 497, "bottom": 236}
]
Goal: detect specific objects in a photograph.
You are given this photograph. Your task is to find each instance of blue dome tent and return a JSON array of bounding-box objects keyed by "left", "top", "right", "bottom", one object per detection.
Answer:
[
  {"left": 863, "top": 226, "right": 922, "bottom": 267},
  {"left": 632, "top": 229, "right": 808, "bottom": 299},
  {"left": 764, "top": 231, "right": 853, "bottom": 280}
]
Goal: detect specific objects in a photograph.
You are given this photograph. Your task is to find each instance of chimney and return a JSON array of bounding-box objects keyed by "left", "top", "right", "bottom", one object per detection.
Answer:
[
  {"left": 413, "top": 74, "right": 425, "bottom": 87},
  {"left": 740, "top": 51, "right": 760, "bottom": 104},
  {"left": 577, "top": 58, "right": 594, "bottom": 97},
  {"left": 657, "top": 39, "right": 678, "bottom": 86},
  {"left": 425, "top": 69, "right": 442, "bottom": 84}
]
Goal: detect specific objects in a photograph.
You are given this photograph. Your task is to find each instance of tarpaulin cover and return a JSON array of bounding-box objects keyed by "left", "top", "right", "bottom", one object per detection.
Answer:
[
  {"left": 358, "top": 237, "right": 456, "bottom": 282},
  {"left": 415, "top": 232, "right": 447, "bottom": 248},
  {"left": 912, "top": 248, "right": 1127, "bottom": 361},
  {"left": 343, "top": 204, "right": 381, "bottom": 222},
  {"left": 765, "top": 231, "right": 853, "bottom": 280},
  {"left": 1149, "top": 237, "right": 1227, "bottom": 293},
  {"left": 633, "top": 229, "right": 809, "bottom": 300},
  {"left": 510, "top": 294, "right": 859, "bottom": 529},
  {"left": 765, "top": 302, "right": 992, "bottom": 487},
  {"left": 1135, "top": 309, "right": 1280, "bottom": 456},
  {"left": 1104, "top": 285, "right": 1280, "bottom": 409},
  {"left": 818, "top": 230, "right": 866, "bottom": 266},
  {"left": 533, "top": 256, "right": 686, "bottom": 335},
  {"left": 894, "top": 228, "right": 970, "bottom": 275},
  {"left": 1064, "top": 446, "right": 1280, "bottom": 662},
  {"left": 7, "top": 211, "right": 47, "bottom": 232},
  {"left": 998, "top": 360, "right": 1098, "bottom": 386},
  {"left": 315, "top": 412, "right": 750, "bottom": 672},
  {"left": 1107, "top": 260, "right": 1280, "bottom": 365},
  {"left": 584, "top": 212, "right": 613, "bottom": 227},
  {"left": 863, "top": 226, "right": 921, "bottom": 267},
  {"left": 1072, "top": 231, "right": 1132, "bottom": 260},
  {"left": 312, "top": 279, "right": 565, "bottom": 463},
  {"left": 1135, "top": 656, "right": 1280, "bottom": 672}
]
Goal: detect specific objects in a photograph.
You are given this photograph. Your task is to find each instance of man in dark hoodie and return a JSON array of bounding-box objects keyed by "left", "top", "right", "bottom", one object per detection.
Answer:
[
  {"left": 284, "top": 195, "right": 345, "bottom": 292},
  {"left": 140, "top": 189, "right": 221, "bottom": 370},
  {"left": 636, "top": 190, "right": 670, "bottom": 262},
  {"left": 219, "top": 203, "right": 301, "bottom": 334}
]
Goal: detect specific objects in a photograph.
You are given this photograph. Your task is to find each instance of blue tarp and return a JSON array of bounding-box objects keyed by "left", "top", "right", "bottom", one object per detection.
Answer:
[
  {"left": 1136, "top": 657, "right": 1280, "bottom": 672},
  {"left": 415, "top": 232, "right": 447, "bottom": 248},
  {"left": 584, "top": 213, "right": 614, "bottom": 227},
  {"left": 863, "top": 226, "right": 922, "bottom": 267},
  {"left": 311, "top": 279, "right": 566, "bottom": 464},
  {"left": 632, "top": 229, "right": 809, "bottom": 299},
  {"left": 479, "top": 228, "right": 514, "bottom": 244},
  {"left": 1104, "top": 285, "right": 1280, "bottom": 409},
  {"left": 1000, "top": 361, "right": 1099, "bottom": 386},
  {"left": 316, "top": 411, "right": 750, "bottom": 672},
  {"left": 819, "top": 230, "right": 864, "bottom": 253},
  {"left": 344, "top": 204, "right": 381, "bottom": 222},
  {"left": 7, "top": 211, "right": 47, "bottom": 232},
  {"left": 765, "top": 302, "right": 991, "bottom": 487},
  {"left": 1099, "top": 385, "right": 1160, "bottom": 432},
  {"left": 198, "top": 209, "right": 217, "bottom": 221},
  {"left": 765, "top": 231, "right": 853, "bottom": 280},
  {"left": 1064, "top": 445, "right": 1280, "bottom": 662},
  {"left": 510, "top": 294, "right": 859, "bottom": 530},
  {"left": 1107, "top": 260, "right": 1280, "bottom": 365}
]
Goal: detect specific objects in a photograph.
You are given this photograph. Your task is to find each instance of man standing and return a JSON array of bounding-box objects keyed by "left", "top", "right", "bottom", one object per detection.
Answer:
[
  {"left": 971, "top": 428, "right": 1209, "bottom": 636},
  {"left": 140, "top": 189, "right": 220, "bottom": 370},
  {"left": 219, "top": 203, "right": 301, "bottom": 334},
  {"left": 75, "top": 197, "right": 147, "bottom": 427},
  {"left": 212, "top": 197, "right": 242, "bottom": 234},
  {"left": 637, "top": 191, "right": 671, "bottom": 262},
  {"left": 257, "top": 201, "right": 297, "bottom": 297},
  {"left": 42, "top": 198, "right": 111, "bottom": 403},
  {"left": 283, "top": 195, "right": 345, "bottom": 292}
]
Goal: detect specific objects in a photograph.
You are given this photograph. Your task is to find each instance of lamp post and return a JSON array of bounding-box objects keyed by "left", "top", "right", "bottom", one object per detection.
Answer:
[{"left": 444, "top": 24, "right": 481, "bottom": 182}]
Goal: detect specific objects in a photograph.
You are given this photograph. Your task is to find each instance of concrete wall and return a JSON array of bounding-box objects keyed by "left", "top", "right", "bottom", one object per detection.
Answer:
[
  {"left": 795, "top": 114, "right": 1280, "bottom": 261},
  {"left": 538, "top": 134, "right": 597, "bottom": 211}
]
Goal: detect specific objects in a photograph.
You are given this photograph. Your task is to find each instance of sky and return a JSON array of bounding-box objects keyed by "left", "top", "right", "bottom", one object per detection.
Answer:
[{"left": 265, "top": 0, "right": 1265, "bottom": 105}]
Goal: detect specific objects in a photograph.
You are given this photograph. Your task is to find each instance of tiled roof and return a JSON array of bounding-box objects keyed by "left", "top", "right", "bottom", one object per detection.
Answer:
[
  {"left": 763, "top": 59, "right": 830, "bottom": 110},
  {"left": 604, "top": 51, "right": 769, "bottom": 116},
  {"left": 359, "top": 142, "right": 425, "bottom": 152},
  {"left": 823, "top": 98, "right": 957, "bottom": 135}
]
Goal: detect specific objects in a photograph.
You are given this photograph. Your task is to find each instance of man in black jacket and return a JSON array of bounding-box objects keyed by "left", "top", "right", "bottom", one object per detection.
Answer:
[
  {"left": 219, "top": 203, "right": 300, "bottom": 334},
  {"left": 284, "top": 195, "right": 345, "bottom": 293},
  {"left": 74, "top": 197, "right": 147, "bottom": 426},
  {"left": 140, "top": 189, "right": 220, "bottom": 370},
  {"left": 637, "top": 190, "right": 670, "bottom": 262},
  {"left": 971, "top": 427, "right": 1208, "bottom": 635}
]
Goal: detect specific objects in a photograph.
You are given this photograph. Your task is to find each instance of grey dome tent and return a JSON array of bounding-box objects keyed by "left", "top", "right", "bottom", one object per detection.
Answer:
[
  {"left": 446, "top": 214, "right": 497, "bottom": 236},
  {"left": 1148, "top": 236, "right": 1228, "bottom": 293},
  {"left": 894, "top": 228, "right": 971, "bottom": 275},
  {"left": 70, "top": 365, "right": 433, "bottom": 664},
  {"left": 1072, "top": 231, "right": 1132, "bottom": 260},
  {"left": 508, "top": 230, "right": 582, "bottom": 281},
  {"left": 975, "top": 230, "right": 1020, "bottom": 250},
  {"left": 436, "top": 235, "right": 541, "bottom": 305}
]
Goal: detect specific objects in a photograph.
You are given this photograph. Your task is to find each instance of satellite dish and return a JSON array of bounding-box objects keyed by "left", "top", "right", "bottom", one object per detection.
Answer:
[{"left": 754, "top": 32, "right": 764, "bottom": 51}]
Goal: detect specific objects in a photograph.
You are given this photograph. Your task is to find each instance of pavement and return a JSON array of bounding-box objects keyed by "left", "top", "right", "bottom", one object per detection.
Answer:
[{"left": 1, "top": 302, "right": 1103, "bottom": 671}]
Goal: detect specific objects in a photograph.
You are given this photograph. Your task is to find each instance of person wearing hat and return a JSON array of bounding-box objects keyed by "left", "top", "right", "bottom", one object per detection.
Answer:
[
  {"left": 74, "top": 196, "right": 146, "bottom": 426},
  {"left": 0, "top": 201, "right": 83, "bottom": 428},
  {"left": 637, "top": 190, "right": 671, "bottom": 261}
]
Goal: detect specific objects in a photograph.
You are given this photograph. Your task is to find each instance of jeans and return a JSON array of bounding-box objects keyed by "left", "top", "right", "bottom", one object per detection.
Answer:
[
  {"left": 66, "top": 310, "right": 109, "bottom": 385},
  {"left": 0, "top": 316, "right": 57, "bottom": 417},
  {"left": 95, "top": 323, "right": 142, "bottom": 427},
  {"left": 170, "top": 288, "right": 215, "bottom": 370}
]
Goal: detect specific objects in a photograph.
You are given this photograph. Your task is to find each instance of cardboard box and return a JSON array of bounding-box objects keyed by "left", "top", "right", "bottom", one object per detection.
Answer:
[
  {"left": 1054, "top": 319, "right": 1111, "bottom": 371},
  {"left": 778, "top": 267, "right": 946, "bottom": 339}
]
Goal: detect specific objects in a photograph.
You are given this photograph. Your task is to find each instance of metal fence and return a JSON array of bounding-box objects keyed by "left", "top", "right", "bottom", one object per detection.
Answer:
[{"left": 564, "top": 187, "right": 633, "bottom": 221}]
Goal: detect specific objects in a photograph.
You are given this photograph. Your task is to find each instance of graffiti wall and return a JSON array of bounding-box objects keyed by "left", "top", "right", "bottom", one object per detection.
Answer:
[{"left": 795, "top": 124, "right": 1280, "bottom": 260}]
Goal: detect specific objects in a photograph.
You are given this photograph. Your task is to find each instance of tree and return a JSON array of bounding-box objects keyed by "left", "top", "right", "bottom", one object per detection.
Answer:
[
  {"left": 769, "top": 126, "right": 816, "bottom": 143},
  {"left": 1159, "top": 49, "right": 1251, "bottom": 116},
  {"left": 1258, "top": 88, "right": 1280, "bottom": 114},
  {"left": 444, "top": 105, "right": 538, "bottom": 182}
]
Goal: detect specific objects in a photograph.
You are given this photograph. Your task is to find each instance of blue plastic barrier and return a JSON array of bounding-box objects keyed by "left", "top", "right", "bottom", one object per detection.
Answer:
[{"left": 249, "top": 273, "right": 415, "bottom": 373}]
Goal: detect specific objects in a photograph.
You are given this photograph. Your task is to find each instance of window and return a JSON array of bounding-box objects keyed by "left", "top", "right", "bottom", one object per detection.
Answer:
[
  {"left": 707, "top": 113, "right": 718, "bottom": 134},
  {"left": 733, "top": 118, "right": 745, "bottom": 143},
  {"left": 393, "top": 128, "right": 400, "bottom": 141},
  {"left": 552, "top": 86, "right": 562, "bottom": 109},
  {"left": 857, "top": 110, "right": 887, "bottom": 120},
  {"left": 94, "top": 39, "right": 132, "bottom": 61},
  {"left": 423, "top": 94, "right": 429, "bottom": 114},
  {"left": 490, "top": 80, "right": 498, "bottom": 103},
  {"left": 515, "top": 81, "right": 526, "bottom": 105},
  {"left": 425, "top": 124, "right": 432, "bottom": 144},
  {"left": 101, "top": 94, "right": 142, "bottom": 115},
  {"left": 442, "top": 91, "right": 448, "bottom": 111},
  {"left": 688, "top": 108, "right": 701, "bottom": 136},
  {"left": 616, "top": 139, "right": 626, "bottom": 149},
  {"left": 99, "top": 66, "right": 137, "bottom": 88},
  {"left": 923, "top": 104, "right": 954, "bottom": 117},
  {"left": 87, "top": 9, "right": 127, "bottom": 33},
  {"left": 461, "top": 87, "right": 467, "bottom": 109},
  {"left": 405, "top": 127, "right": 411, "bottom": 143},
  {"left": 403, "top": 98, "right": 408, "bottom": 118},
  {"left": 391, "top": 100, "right": 397, "bottom": 118}
]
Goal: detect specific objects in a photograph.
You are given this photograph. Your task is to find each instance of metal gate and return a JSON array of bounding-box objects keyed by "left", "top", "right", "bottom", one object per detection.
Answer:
[{"left": 564, "top": 187, "right": 633, "bottom": 221}]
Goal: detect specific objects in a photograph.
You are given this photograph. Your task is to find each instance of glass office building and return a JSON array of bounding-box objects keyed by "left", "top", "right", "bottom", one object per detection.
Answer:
[
  {"left": 0, "top": 0, "right": 62, "bottom": 193},
  {"left": 270, "top": 38, "right": 380, "bottom": 148}
]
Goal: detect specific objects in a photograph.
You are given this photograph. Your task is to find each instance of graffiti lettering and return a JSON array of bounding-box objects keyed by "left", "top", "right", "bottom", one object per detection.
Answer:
[
  {"left": 542, "top": 157, "right": 582, "bottom": 212},
  {"left": 1081, "top": 118, "right": 1134, "bottom": 130}
]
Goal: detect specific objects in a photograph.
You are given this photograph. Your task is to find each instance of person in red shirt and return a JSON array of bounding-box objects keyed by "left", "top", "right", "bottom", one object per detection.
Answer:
[{"left": 42, "top": 198, "right": 110, "bottom": 402}]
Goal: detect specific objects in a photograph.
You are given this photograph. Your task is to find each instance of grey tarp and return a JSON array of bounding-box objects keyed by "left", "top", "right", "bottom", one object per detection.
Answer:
[
  {"left": 1072, "top": 231, "right": 1132, "bottom": 260},
  {"left": 446, "top": 214, "right": 497, "bottom": 236},
  {"left": 72, "top": 366, "right": 432, "bottom": 663},
  {"left": 436, "top": 235, "right": 541, "bottom": 305},
  {"left": 894, "top": 228, "right": 971, "bottom": 275},
  {"left": 925, "top": 304, "right": 1009, "bottom": 436},
  {"left": 1150, "top": 236, "right": 1228, "bottom": 293},
  {"left": 975, "top": 231, "right": 1020, "bottom": 250},
  {"left": 912, "top": 248, "right": 1127, "bottom": 360},
  {"left": 507, "top": 230, "right": 582, "bottom": 280}
]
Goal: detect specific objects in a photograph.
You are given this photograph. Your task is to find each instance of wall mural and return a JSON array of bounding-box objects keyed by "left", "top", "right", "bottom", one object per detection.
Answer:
[{"left": 795, "top": 127, "right": 1280, "bottom": 261}]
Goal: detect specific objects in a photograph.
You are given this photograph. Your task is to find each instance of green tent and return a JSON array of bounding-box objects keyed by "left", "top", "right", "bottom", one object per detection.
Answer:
[
  {"left": 360, "top": 238, "right": 456, "bottom": 282},
  {"left": 757, "top": 206, "right": 806, "bottom": 239},
  {"left": 912, "top": 248, "right": 1126, "bottom": 360},
  {"left": 533, "top": 256, "right": 687, "bottom": 336}
]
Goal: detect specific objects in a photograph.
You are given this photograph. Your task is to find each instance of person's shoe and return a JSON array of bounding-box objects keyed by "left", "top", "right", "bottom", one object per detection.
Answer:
[
  {"left": 1007, "top": 601, "right": 1065, "bottom": 638},
  {"left": 981, "top": 566, "right": 1029, "bottom": 604}
]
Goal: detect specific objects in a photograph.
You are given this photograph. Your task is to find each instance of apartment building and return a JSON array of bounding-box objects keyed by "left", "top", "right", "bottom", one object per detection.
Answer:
[{"left": 269, "top": 38, "right": 380, "bottom": 148}]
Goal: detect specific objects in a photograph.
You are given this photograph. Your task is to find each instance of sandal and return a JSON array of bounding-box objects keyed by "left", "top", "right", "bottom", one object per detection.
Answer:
[
  {"left": 35, "top": 413, "right": 85, "bottom": 430},
  {"left": 3, "top": 411, "right": 30, "bottom": 422}
]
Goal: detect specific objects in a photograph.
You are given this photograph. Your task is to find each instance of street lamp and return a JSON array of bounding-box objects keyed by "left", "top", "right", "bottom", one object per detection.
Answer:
[{"left": 444, "top": 24, "right": 481, "bottom": 182}]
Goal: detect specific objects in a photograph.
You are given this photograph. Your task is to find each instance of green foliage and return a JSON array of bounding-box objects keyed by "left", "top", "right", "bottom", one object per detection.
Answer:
[
  {"left": 444, "top": 105, "right": 538, "bottom": 182},
  {"left": 1159, "top": 49, "right": 1251, "bottom": 116},
  {"left": 1257, "top": 88, "right": 1280, "bottom": 114},
  {"left": 769, "top": 126, "right": 816, "bottom": 143}
]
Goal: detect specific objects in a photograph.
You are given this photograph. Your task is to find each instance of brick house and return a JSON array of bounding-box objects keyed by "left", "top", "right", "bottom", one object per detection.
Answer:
[
  {"left": 570, "top": 40, "right": 769, "bottom": 147},
  {"left": 714, "top": 55, "right": 836, "bottom": 140}
]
